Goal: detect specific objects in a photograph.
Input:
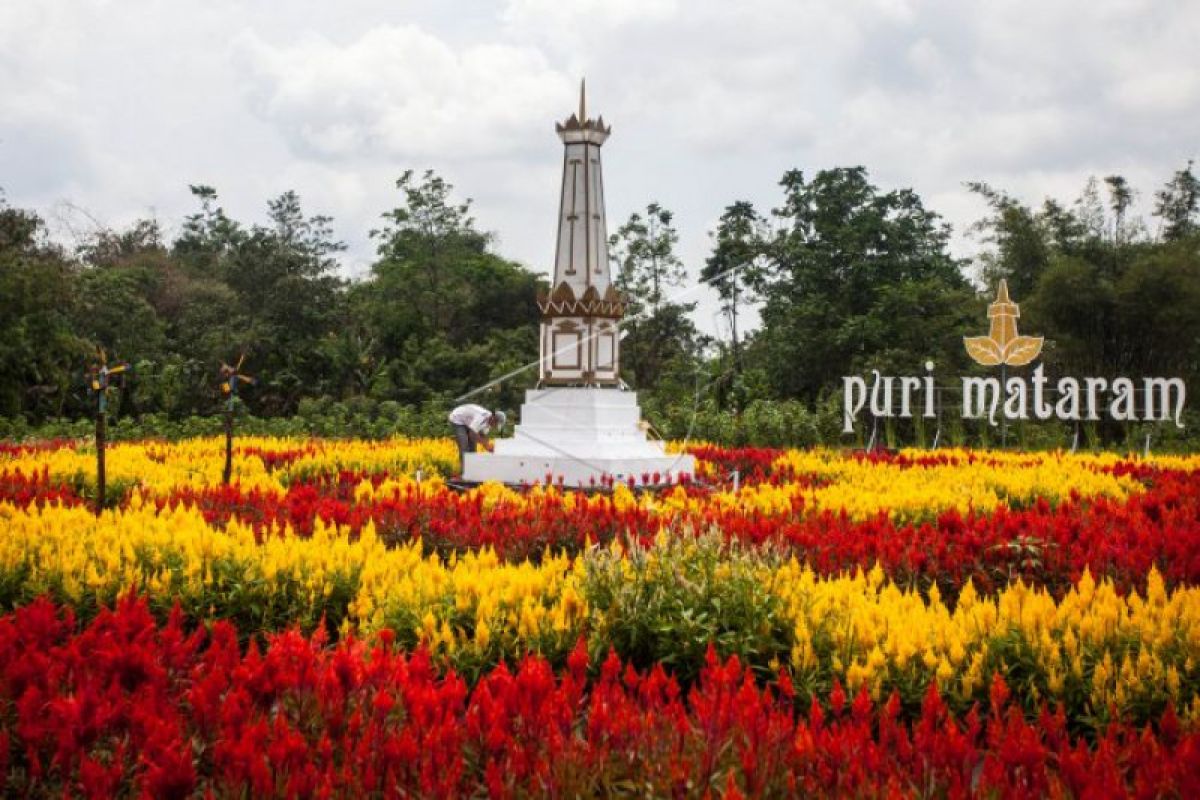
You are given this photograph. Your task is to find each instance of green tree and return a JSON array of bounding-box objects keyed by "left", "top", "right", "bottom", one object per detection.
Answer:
[
  {"left": 1104, "top": 175, "right": 1136, "bottom": 243},
  {"left": 224, "top": 191, "right": 347, "bottom": 413},
  {"left": 971, "top": 169, "right": 1200, "bottom": 439},
  {"left": 317, "top": 325, "right": 388, "bottom": 400},
  {"left": 68, "top": 212, "right": 237, "bottom": 417},
  {"left": 702, "top": 201, "right": 767, "bottom": 402},
  {"left": 0, "top": 195, "right": 86, "bottom": 418},
  {"left": 78, "top": 218, "right": 165, "bottom": 267},
  {"left": 609, "top": 203, "right": 701, "bottom": 394},
  {"left": 163, "top": 186, "right": 256, "bottom": 413},
  {"left": 759, "top": 167, "right": 971, "bottom": 401},
  {"left": 76, "top": 219, "right": 170, "bottom": 366},
  {"left": 967, "top": 182, "right": 1050, "bottom": 299},
  {"left": 371, "top": 170, "right": 488, "bottom": 342},
  {"left": 169, "top": 187, "right": 351, "bottom": 414},
  {"left": 610, "top": 203, "right": 687, "bottom": 315},
  {"left": 1114, "top": 241, "right": 1200, "bottom": 379},
  {"left": 1154, "top": 161, "right": 1200, "bottom": 241},
  {"left": 173, "top": 185, "right": 245, "bottom": 276},
  {"left": 362, "top": 170, "right": 541, "bottom": 406}
]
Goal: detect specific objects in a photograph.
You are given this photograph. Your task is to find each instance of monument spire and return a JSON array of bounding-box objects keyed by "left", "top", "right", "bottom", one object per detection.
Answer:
[
  {"left": 460, "top": 85, "right": 695, "bottom": 488},
  {"left": 537, "top": 82, "right": 622, "bottom": 386}
]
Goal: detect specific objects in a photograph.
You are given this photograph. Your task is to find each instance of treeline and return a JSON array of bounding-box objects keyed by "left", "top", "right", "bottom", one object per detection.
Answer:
[
  {"left": 1, "top": 162, "right": 1198, "bottom": 448},
  {"left": 1, "top": 171, "right": 541, "bottom": 421}
]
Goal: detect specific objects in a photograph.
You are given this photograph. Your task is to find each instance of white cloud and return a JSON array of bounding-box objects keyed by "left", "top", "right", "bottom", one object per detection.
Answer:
[
  {"left": 502, "top": 0, "right": 680, "bottom": 51},
  {"left": 1, "top": 0, "right": 1197, "bottom": 337},
  {"left": 1110, "top": 69, "right": 1200, "bottom": 114},
  {"left": 234, "top": 25, "right": 570, "bottom": 161}
]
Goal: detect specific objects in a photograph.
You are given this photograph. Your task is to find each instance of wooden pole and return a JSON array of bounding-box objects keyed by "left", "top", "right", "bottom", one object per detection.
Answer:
[
  {"left": 223, "top": 405, "right": 234, "bottom": 485},
  {"left": 220, "top": 355, "right": 253, "bottom": 485},
  {"left": 95, "top": 398, "right": 106, "bottom": 514}
]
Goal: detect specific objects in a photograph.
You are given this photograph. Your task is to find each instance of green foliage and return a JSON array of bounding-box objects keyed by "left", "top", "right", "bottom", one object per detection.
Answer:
[
  {"left": 0, "top": 399, "right": 451, "bottom": 443},
  {"left": 2, "top": 161, "right": 1199, "bottom": 454},
  {"left": 0, "top": 199, "right": 87, "bottom": 418},
  {"left": 359, "top": 170, "right": 541, "bottom": 405},
  {"left": 7, "top": 396, "right": 1195, "bottom": 452},
  {"left": 582, "top": 532, "right": 790, "bottom": 683},
  {"left": 968, "top": 163, "right": 1200, "bottom": 447},
  {"left": 0, "top": 171, "right": 542, "bottom": 425},
  {"left": 967, "top": 182, "right": 1052, "bottom": 301},
  {"left": 610, "top": 202, "right": 688, "bottom": 313},
  {"left": 644, "top": 397, "right": 825, "bottom": 448},
  {"left": 702, "top": 201, "right": 768, "bottom": 412},
  {"left": 618, "top": 303, "right": 704, "bottom": 399},
  {"left": 756, "top": 167, "right": 972, "bottom": 403},
  {"left": 610, "top": 202, "right": 704, "bottom": 399},
  {"left": 1154, "top": 160, "right": 1200, "bottom": 241}
]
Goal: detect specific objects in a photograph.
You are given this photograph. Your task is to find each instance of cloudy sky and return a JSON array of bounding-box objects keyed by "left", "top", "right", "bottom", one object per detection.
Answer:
[{"left": 2, "top": 0, "right": 1197, "bottom": 334}]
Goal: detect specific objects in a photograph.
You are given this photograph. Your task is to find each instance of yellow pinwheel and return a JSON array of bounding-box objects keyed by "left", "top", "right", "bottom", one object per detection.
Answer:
[{"left": 219, "top": 353, "right": 257, "bottom": 406}]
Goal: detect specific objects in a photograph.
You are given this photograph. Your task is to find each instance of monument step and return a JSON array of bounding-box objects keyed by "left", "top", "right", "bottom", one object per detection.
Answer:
[
  {"left": 521, "top": 387, "right": 641, "bottom": 408},
  {"left": 462, "top": 452, "right": 696, "bottom": 486},
  {"left": 518, "top": 406, "right": 641, "bottom": 428},
  {"left": 510, "top": 426, "right": 649, "bottom": 442},
  {"left": 493, "top": 437, "right": 670, "bottom": 460}
]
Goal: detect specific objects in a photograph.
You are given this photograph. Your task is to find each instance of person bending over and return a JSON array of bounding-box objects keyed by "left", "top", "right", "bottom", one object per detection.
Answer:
[{"left": 448, "top": 404, "right": 506, "bottom": 473}]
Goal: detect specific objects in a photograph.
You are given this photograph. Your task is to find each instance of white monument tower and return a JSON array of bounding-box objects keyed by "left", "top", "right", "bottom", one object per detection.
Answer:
[{"left": 462, "top": 82, "right": 695, "bottom": 487}]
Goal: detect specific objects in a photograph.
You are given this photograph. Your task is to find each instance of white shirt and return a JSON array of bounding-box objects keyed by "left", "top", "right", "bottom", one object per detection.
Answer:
[{"left": 448, "top": 404, "right": 493, "bottom": 434}]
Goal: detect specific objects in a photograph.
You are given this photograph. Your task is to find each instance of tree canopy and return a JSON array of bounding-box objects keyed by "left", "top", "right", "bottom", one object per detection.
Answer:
[
  {"left": 752, "top": 167, "right": 977, "bottom": 401},
  {"left": 1, "top": 161, "right": 1197, "bottom": 449}
]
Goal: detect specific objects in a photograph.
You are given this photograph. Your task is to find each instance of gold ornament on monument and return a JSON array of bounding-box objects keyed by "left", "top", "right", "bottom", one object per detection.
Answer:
[{"left": 963, "top": 280, "right": 1044, "bottom": 367}]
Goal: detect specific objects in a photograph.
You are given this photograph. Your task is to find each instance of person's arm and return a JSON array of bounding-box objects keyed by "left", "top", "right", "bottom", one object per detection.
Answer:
[{"left": 468, "top": 428, "right": 493, "bottom": 451}]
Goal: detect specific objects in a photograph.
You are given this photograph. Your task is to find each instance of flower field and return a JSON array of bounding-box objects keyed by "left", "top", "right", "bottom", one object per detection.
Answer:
[{"left": 3, "top": 437, "right": 1200, "bottom": 796}]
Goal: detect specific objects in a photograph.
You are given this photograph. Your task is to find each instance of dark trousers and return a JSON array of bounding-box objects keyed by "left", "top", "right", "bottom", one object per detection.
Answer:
[{"left": 452, "top": 423, "right": 475, "bottom": 472}]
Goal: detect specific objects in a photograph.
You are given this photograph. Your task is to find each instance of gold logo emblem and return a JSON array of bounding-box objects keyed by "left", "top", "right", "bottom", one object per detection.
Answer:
[{"left": 964, "top": 280, "right": 1044, "bottom": 367}]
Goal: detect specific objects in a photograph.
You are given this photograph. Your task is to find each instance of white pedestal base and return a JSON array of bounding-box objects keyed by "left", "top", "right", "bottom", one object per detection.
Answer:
[{"left": 462, "top": 387, "right": 695, "bottom": 487}]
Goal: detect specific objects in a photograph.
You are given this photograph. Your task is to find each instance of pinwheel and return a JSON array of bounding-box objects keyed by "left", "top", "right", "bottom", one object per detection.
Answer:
[
  {"left": 219, "top": 353, "right": 256, "bottom": 409},
  {"left": 87, "top": 347, "right": 129, "bottom": 414},
  {"left": 86, "top": 347, "right": 130, "bottom": 512},
  {"left": 219, "top": 354, "right": 256, "bottom": 484}
]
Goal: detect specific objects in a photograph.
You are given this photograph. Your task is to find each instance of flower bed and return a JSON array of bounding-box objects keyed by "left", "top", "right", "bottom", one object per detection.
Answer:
[
  {"left": 2, "top": 437, "right": 1200, "bottom": 795},
  {"left": 3, "top": 595, "right": 1198, "bottom": 799}
]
